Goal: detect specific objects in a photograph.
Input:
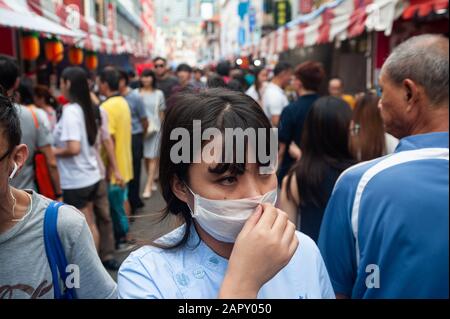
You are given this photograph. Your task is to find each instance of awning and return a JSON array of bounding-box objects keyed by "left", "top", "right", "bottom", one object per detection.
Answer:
[
  {"left": 26, "top": 0, "right": 150, "bottom": 57},
  {"left": 0, "top": 0, "right": 84, "bottom": 38},
  {"left": 402, "top": 0, "right": 449, "bottom": 19},
  {"left": 241, "top": 0, "right": 404, "bottom": 57}
]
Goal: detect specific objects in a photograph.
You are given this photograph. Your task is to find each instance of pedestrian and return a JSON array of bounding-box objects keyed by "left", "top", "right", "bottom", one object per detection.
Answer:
[
  {"left": 153, "top": 57, "right": 179, "bottom": 100},
  {"left": 117, "top": 88, "right": 335, "bottom": 299},
  {"left": 319, "top": 34, "right": 449, "bottom": 299},
  {"left": 216, "top": 60, "right": 231, "bottom": 84},
  {"left": 349, "top": 92, "right": 399, "bottom": 161},
  {"left": 138, "top": 69, "right": 165, "bottom": 199},
  {"left": 261, "top": 62, "right": 292, "bottom": 127},
  {"left": 246, "top": 67, "right": 269, "bottom": 106},
  {"left": 328, "top": 78, "right": 356, "bottom": 109},
  {"left": 192, "top": 67, "right": 207, "bottom": 90},
  {"left": 53, "top": 67, "right": 103, "bottom": 251},
  {"left": 33, "top": 85, "right": 59, "bottom": 131},
  {"left": 118, "top": 69, "right": 148, "bottom": 214},
  {"left": 172, "top": 63, "right": 195, "bottom": 95},
  {"left": 0, "top": 91, "right": 117, "bottom": 299},
  {"left": 279, "top": 97, "right": 355, "bottom": 242},
  {"left": 98, "top": 67, "right": 134, "bottom": 250},
  {"left": 277, "top": 61, "right": 325, "bottom": 184},
  {"left": 0, "top": 56, "right": 62, "bottom": 201}
]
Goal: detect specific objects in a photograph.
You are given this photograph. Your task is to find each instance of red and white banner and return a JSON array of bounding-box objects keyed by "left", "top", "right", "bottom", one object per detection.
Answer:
[
  {"left": 23, "top": 0, "right": 150, "bottom": 57},
  {"left": 245, "top": 0, "right": 409, "bottom": 57}
]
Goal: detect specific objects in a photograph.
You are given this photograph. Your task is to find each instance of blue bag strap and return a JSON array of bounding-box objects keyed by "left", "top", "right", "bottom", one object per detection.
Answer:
[{"left": 43, "top": 201, "right": 77, "bottom": 299}]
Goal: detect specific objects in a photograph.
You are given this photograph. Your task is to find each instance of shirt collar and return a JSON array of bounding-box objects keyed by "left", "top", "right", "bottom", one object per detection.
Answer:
[{"left": 396, "top": 132, "right": 449, "bottom": 152}]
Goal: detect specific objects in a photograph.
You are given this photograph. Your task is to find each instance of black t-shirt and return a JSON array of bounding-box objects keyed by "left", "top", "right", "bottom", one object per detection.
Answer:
[
  {"left": 277, "top": 94, "right": 320, "bottom": 183},
  {"left": 156, "top": 76, "right": 179, "bottom": 100}
]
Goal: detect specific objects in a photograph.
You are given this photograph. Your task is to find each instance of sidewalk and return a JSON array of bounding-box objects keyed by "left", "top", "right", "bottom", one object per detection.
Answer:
[{"left": 108, "top": 186, "right": 182, "bottom": 281}]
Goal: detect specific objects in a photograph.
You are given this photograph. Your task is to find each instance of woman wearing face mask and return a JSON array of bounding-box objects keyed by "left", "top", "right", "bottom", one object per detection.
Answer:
[
  {"left": 118, "top": 88, "right": 335, "bottom": 299},
  {"left": 0, "top": 92, "right": 117, "bottom": 299}
]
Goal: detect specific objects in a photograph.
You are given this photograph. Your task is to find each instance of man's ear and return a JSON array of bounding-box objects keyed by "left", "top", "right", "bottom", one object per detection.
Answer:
[
  {"left": 11, "top": 144, "right": 29, "bottom": 174},
  {"left": 403, "top": 79, "right": 420, "bottom": 111},
  {"left": 171, "top": 175, "right": 189, "bottom": 205}
]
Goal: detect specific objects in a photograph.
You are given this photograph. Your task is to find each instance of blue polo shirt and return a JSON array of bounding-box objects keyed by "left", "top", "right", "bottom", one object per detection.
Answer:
[{"left": 318, "top": 132, "right": 449, "bottom": 299}]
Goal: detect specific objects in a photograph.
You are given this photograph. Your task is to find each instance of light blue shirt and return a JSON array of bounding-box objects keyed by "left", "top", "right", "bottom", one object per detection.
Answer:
[
  {"left": 319, "top": 132, "right": 449, "bottom": 298},
  {"left": 118, "top": 224, "right": 335, "bottom": 299}
]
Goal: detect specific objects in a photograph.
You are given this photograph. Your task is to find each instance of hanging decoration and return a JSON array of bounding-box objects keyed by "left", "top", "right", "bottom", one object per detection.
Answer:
[
  {"left": 21, "top": 32, "right": 40, "bottom": 61},
  {"left": 69, "top": 47, "right": 84, "bottom": 65},
  {"left": 45, "top": 38, "right": 64, "bottom": 64},
  {"left": 85, "top": 51, "right": 98, "bottom": 71}
]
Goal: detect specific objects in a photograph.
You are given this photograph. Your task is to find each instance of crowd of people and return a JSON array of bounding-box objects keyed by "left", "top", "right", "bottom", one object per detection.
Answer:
[{"left": 0, "top": 34, "right": 448, "bottom": 299}]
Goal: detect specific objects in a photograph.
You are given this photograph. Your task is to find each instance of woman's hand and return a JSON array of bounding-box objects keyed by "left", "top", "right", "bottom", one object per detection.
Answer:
[
  {"left": 219, "top": 204, "right": 299, "bottom": 299},
  {"left": 288, "top": 142, "right": 302, "bottom": 161}
]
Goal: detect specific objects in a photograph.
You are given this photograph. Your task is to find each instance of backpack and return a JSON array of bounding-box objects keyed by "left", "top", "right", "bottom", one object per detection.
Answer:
[{"left": 43, "top": 201, "right": 77, "bottom": 299}]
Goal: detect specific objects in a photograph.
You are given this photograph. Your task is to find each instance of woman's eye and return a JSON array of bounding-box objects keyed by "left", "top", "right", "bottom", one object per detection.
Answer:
[{"left": 218, "top": 176, "right": 238, "bottom": 186}]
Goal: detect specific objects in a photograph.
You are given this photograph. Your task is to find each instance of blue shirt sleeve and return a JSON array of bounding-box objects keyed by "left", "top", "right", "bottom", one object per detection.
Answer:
[
  {"left": 278, "top": 105, "right": 293, "bottom": 144},
  {"left": 117, "top": 253, "right": 164, "bottom": 299},
  {"left": 318, "top": 171, "right": 358, "bottom": 297}
]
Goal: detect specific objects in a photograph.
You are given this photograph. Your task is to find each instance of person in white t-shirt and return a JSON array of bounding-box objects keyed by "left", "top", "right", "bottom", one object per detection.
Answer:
[
  {"left": 245, "top": 67, "right": 269, "bottom": 106},
  {"left": 53, "top": 67, "right": 102, "bottom": 250},
  {"left": 262, "top": 62, "right": 293, "bottom": 127}
]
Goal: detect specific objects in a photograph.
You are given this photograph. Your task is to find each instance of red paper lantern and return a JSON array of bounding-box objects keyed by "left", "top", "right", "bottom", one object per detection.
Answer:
[
  {"left": 85, "top": 53, "right": 98, "bottom": 71},
  {"left": 21, "top": 32, "right": 40, "bottom": 61},
  {"left": 69, "top": 47, "right": 84, "bottom": 65},
  {"left": 45, "top": 39, "right": 64, "bottom": 64}
]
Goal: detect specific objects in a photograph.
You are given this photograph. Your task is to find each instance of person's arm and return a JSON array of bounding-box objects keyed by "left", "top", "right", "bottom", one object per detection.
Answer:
[
  {"left": 39, "top": 145, "right": 62, "bottom": 200},
  {"left": 103, "top": 136, "right": 124, "bottom": 187},
  {"left": 288, "top": 142, "right": 302, "bottom": 162},
  {"left": 278, "top": 142, "right": 287, "bottom": 171},
  {"left": 271, "top": 115, "right": 281, "bottom": 127},
  {"left": 219, "top": 204, "right": 299, "bottom": 298},
  {"left": 53, "top": 140, "right": 81, "bottom": 157},
  {"left": 280, "top": 174, "right": 299, "bottom": 225}
]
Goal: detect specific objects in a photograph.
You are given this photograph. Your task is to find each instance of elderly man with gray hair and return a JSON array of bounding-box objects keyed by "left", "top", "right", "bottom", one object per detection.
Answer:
[{"left": 318, "top": 34, "right": 449, "bottom": 299}]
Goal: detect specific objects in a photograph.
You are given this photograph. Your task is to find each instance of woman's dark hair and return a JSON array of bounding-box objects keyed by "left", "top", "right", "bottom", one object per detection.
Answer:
[
  {"left": 16, "top": 80, "right": 34, "bottom": 106},
  {"left": 159, "top": 88, "right": 274, "bottom": 249},
  {"left": 0, "top": 90, "right": 21, "bottom": 155},
  {"left": 140, "top": 69, "right": 157, "bottom": 89},
  {"left": 350, "top": 92, "right": 386, "bottom": 161},
  {"left": 61, "top": 67, "right": 98, "bottom": 146},
  {"left": 287, "top": 96, "right": 355, "bottom": 207},
  {"left": 253, "top": 67, "right": 266, "bottom": 100},
  {"left": 34, "top": 85, "right": 59, "bottom": 110}
]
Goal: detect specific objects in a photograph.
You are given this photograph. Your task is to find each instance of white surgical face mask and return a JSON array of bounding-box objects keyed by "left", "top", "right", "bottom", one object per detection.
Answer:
[{"left": 186, "top": 186, "right": 278, "bottom": 243}]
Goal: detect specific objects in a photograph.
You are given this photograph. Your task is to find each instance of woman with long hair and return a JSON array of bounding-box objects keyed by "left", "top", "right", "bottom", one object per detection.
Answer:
[
  {"left": 280, "top": 96, "right": 356, "bottom": 243},
  {"left": 349, "top": 92, "right": 398, "bottom": 161},
  {"left": 53, "top": 66, "right": 102, "bottom": 250},
  {"left": 139, "top": 69, "right": 166, "bottom": 199},
  {"left": 117, "top": 88, "right": 335, "bottom": 299},
  {"left": 245, "top": 67, "right": 269, "bottom": 106}
]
